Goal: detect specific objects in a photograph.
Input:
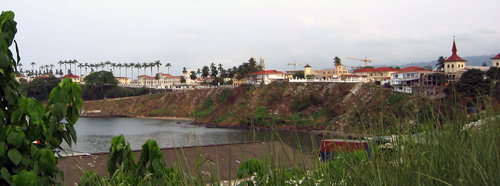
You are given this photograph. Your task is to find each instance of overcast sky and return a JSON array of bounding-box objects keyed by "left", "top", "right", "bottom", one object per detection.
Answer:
[{"left": 4, "top": 0, "right": 500, "bottom": 78}]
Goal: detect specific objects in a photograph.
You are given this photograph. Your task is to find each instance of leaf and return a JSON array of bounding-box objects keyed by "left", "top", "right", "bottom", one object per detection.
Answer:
[
  {"left": 26, "top": 98, "right": 44, "bottom": 122},
  {"left": 39, "top": 149, "right": 55, "bottom": 175},
  {"left": 0, "top": 142, "right": 6, "bottom": 157},
  {"left": 7, "top": 131, "right": 22, "bottom": 149},
  {"left": 10, "top": 109, "right": 23, "bottom": 125},
  {"left": 13, "top": 170, "right": 39, "bottom": 186},
  {"left": 52, "top": 88, "right": 70, "bottom": 104},
  {"left": 1, "top": 167, "right": 12, "bottom": 184},
  {"left": 65, "top": 123, "right": 77, "bottom": 144},
  {"left": 8, "top": 149, "right": 22, "bottom": 166},
  {"left": 50, "top": 103, "right": 67, "bottom": 121}
]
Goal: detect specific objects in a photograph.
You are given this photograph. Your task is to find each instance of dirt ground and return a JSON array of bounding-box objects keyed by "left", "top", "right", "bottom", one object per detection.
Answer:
[{"left": 57, "top": 141, "right": 313, "bottom": 185}]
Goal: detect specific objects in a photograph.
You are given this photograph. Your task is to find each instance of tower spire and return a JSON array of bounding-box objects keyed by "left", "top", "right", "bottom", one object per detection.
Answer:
[{"left": 452, "top": 36, "right": 457, "bottom": 55}]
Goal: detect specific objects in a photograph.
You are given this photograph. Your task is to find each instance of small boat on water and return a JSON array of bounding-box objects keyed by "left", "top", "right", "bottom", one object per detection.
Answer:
[{"left": 319, "top": 139, "right": 370, "bottom": 161}]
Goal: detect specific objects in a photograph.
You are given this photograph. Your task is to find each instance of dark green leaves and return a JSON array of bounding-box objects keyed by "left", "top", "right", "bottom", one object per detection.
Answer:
[
  {"left": 7, "top": 149, "right": 21, "bottom": 165},
  {"left": 7, "top": 131, "right": 23, "bottom": 149}
]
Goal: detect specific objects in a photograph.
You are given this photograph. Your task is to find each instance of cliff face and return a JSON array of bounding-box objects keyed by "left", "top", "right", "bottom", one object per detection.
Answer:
[{"left": 82, "top": 83, "right": 427, "bottom": 133}]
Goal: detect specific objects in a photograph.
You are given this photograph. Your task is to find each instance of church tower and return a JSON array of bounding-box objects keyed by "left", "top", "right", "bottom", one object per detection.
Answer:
[
  {"left": 443, "top": 37, "right": 467, "bottom": 74},
  {"left": 259, "top": 54, "right": 265, "bottom": 70},
  {"left": 304, "top": 64, "right": 312, "bottom": 76}
]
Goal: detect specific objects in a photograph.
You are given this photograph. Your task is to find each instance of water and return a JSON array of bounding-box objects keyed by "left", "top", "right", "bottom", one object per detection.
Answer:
[{"left": 62, "top": 117, "right": 324, "bottom": 154}]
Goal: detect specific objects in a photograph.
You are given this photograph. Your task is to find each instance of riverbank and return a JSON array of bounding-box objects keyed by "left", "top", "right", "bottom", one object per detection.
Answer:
[{"left": 80, "top": 83, "right": 428, "bottom": 135}]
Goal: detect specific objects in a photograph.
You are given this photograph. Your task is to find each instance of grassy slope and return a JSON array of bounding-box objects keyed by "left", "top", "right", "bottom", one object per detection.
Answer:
[{"left": 82, "top": 83, "right": 428, "bottom": 134}]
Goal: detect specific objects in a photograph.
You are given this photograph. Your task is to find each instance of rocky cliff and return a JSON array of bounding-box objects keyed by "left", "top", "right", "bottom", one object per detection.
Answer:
[{"left": 82, "top": 83, "right": 427, "bottom": 133}]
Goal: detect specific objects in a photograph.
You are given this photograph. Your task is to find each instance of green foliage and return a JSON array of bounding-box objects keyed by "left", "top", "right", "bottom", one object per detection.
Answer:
[
  {"left": 81, "top": 135, "right": 182, "bottom": 185},
  {"left": 84, "top": 70, "right": 118, "bottom": 99},
  {"left": 486, "top": 66, "right": 500, "bottom": 81},
  {"left": 20, "top": 77, "right": 61, "bottom": 101},
  {"left": 218, "top": 88, "right": 233, "bottom": 104},
  {"left": 456, "top": 69, "right": 492, "bottom": 97},
  {"left": 292, "top": 71, "right": 304, "bottom": 79},
  {"left": 0, "top": 11, "right": 82, "bottom": 185}
]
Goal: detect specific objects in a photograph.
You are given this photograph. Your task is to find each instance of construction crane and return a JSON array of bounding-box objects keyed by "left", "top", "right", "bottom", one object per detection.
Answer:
[
  {"left": 287, "top": 61, "right": 303, "bottom": 71},
  {"left": 346, "top": 57, "right": 372, "bottom": 66}
]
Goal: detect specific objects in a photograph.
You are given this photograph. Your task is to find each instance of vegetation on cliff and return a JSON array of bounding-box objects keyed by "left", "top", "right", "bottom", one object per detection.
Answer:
[{"left": 82, "top": 83, "right": 429, "bottom": 134}]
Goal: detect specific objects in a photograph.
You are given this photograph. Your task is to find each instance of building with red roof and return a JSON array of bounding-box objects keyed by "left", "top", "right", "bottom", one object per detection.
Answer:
[
  {"left": 249, "top": 70, "right": 286, "bottom": 85},
  {"left": 136, "top": 73, "right": 182, "bottom": 88},
  {"left": 353, "top": 67, "right": 397, "bottom": 82},
  {"left": 443, "top": 38, "right": 467, "bottom": 77},
  {"left": 60, "top": 74, "right": 81, "bottom": 83},
  {"left": 491, "top": 53, "right": 500, "bottom": 67},
  {"left": 390, "top": 66, "right": 439, "bottom": 94}
]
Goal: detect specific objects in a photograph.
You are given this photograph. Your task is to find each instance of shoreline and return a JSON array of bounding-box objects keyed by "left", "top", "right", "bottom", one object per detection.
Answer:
[{"left": 79, "top": 114, "right": 367, "bottom": 139}]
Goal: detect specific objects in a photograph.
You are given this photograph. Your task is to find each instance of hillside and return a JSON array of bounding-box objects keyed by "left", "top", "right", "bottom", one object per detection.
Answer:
[
  {"left": 82, "top": 83, "right": 428, "bottom": 134},
  {"left": 393, "top": 54, "right": 496, "bottom": 69}
]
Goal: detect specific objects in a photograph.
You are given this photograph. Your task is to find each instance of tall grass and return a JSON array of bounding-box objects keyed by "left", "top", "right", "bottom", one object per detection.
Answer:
[{"left": 74, "top": 97, "right": 500, "bottom": 185}]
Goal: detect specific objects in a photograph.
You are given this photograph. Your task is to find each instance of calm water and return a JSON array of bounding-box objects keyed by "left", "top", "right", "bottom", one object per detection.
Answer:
[{"left": 61, "top": 117, "right": 324, "bottom": 154}]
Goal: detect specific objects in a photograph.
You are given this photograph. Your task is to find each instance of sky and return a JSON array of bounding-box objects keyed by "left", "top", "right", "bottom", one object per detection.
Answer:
[{"left": 4, "top": 0, "right": 500, "bottom": 78}]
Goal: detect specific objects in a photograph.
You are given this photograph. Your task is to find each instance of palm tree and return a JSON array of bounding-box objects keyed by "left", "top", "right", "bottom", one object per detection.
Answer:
[
  {"left": 78, "top": 63, "right": 84, "bottom": 76},
  {"left": 72, "top": 59, "right": 78, "bottom": 75},
  {"left": 63, "top": 60, "right": 68, "bottom": 74},
  {"left": 116, "top": 63, "right": 123, "bottom": 77},
  {"left": 135, "top": 63, "right": 142, "bottom": 78},
  {"left": 129, "top": 63, "right": 135, "bottom": 79},
  {"left": 334, "top": 56, "right": 342, "bottom": 76},
  {"left": 149, "top": 62, "right": 155, "bottom": 76},
  {"left": 105, "top": 61, "right": 111, "bottom": 71},
  {"left": 57, "top": 60, "right": 63, "bottom": 73},
  {"left": 30, "top": 62, "right": 36, "bottom": 72},
  {"left": 165, "top": 63, "right": 172, "bottom": 74},
  {"left": 142, "top": 62, "right": 148, "bottom": 75},
  {"left": 435, "top": 56, "right": 447, "bottom": 72},
  {"left": 111, "top": 63, "right": 117, "bottom": 76},
  {"left": 154, "top": 60, "right": 162, "bottom": 75}
]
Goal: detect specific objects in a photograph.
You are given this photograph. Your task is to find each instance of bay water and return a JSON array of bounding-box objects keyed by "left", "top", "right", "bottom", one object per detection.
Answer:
[{"left": 61, "top": 117, "right": 324, "bottom": 154}]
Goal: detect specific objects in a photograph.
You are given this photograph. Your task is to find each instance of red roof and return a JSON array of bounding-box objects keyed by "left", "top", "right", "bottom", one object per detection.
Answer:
[
  {"left": 250, "top": 70, "right": 285, "bottom": 75},
  {"left": 491, "top": 53, "right": 500, "bottom": 59},
  {"left": 355, "top": 67, "right": 397, "bottom": 73},
  {"left": 15, "top": 74, "right": 26, "bottom": 77},
  {"left": 444, "top": 39, "right": 467, "bottom": 62},
  {"left": 372, "top": 67, "right": 397, "bottom": 72},
  {"left": 304, "top": 64, "right": 311, "bottom": 68},
  {"left": 396, "top": 66, "right": 433, "bottom": 73},
  {"left": 60, "top": 75, "right": 79, "bottom": 78},
  {"left": 354, "top": 68, "right": 375, "bottom": 73},
  {"left": 35, "top": 75, "right": 49, "bottom": 78}
]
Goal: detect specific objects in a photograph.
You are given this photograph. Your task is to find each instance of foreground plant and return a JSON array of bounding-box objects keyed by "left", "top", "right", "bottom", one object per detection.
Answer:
[{"left": 0, "top": 11, "right": 82, "bottom": 185}]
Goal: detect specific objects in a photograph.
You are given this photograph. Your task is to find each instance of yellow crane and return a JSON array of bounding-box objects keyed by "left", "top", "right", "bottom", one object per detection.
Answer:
[
  {"left": 346, "top": 57, "right": 372, "bottom": 66},
  {"left": 287, "top": 61, "right": 303, "bottom": 71}
]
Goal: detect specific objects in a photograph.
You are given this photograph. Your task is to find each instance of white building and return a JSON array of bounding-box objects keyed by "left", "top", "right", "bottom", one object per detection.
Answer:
[{"left": 248, "top": 70, "right": 286, "bottom": 85}]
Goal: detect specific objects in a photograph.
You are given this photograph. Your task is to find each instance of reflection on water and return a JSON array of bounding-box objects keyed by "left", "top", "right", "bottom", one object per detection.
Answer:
[{"left": 61, "top": 117, "right": 324, "bottom": 154}]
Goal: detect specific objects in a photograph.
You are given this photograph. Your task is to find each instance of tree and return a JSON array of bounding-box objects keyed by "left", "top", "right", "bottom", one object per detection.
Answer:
[
  {"left": 180, "top": 75, "right": 186, "bottom": 83},
  {"left": 84, "top": 71, "right": 118, "bottom": 99},
  {"left": 202, "top": 66, "right": 210, "bottom": 79},
  {"left": 210, "top": 63, "right": 218, "bottom": 78},
  {"left": 190, "top": 71, "right": 197, "bottom": 80},
  {"left": 456, "top": 69, "right": 492, "bottom": 97},
  {"left": 22, "top": 77, "right": 61, "bottom": 101},
  {"left": 486, "top": 66, "right": 500, "bottom": 82},
  {"left": 435, "top": 56, "right": 447, "bottom": 72},
  {"left": 482, "top": 62, "right": 488, "bottom": 67},
  {"left": 0, "top": 11, "right": 82, "bottom": 185},
  {"left": 334, "top": 56, "right": 342, "bottom": 76},
  {"left": 293, "top": 71, "right": 305, "bottom": 79},
  {"left": 154, "top": 60, "right": 162, "bottom": 74},
  {"left": 165, "top": 63, "right": 171, "bottom": 74}
]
